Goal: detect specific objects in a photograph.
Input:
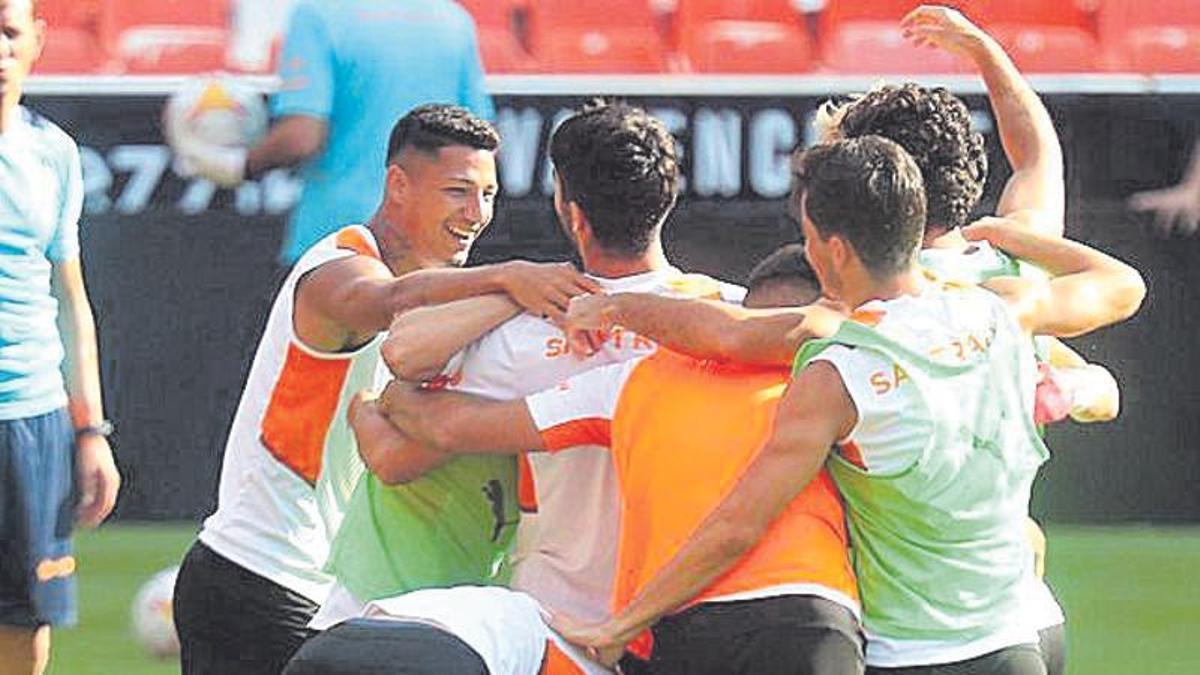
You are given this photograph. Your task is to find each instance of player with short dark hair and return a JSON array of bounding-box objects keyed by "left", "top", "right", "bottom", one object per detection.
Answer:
[
  {"left": 171, "top": 104, "right": 597, "bottom": 675},
  {"left": 553, "top": 135, "right": 1145, "bottom": 674}
]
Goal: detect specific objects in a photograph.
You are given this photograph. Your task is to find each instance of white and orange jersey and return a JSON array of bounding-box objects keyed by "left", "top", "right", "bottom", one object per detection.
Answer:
[
  {"left": 363, "top": 586, "right": 610, "bottom": 675},
  {"left": 199, "top": 225, "right": 386, "bottom": 602},
  {"left": 441, "top": 268, "right": 744, "bottom": 624}
]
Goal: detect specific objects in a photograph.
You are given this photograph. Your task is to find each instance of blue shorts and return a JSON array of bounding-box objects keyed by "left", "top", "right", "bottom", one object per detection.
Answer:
[{"left": 0, "top": 408, "right": 78, "bottom": 627}]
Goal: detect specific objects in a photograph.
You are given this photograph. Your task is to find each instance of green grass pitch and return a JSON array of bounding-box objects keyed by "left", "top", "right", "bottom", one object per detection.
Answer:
[{"left": 46, "top": 523, "right": 1200, "bottom": 675}]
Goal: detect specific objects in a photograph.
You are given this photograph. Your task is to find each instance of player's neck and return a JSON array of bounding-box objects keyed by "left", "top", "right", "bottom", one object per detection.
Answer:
[
  {"left": 0, "top": 98, "right": 20, "bottom": 135},
  {"left": 579, "top": 238, "right": 670, "bottom": 279},
  {"left": 369, "top": 216, "right": 425, "bottom": 276},
  {"left": 842, "top": 265, "right": 928, "bottom": 310},
  {"left": 924, "top": 226, "right": 965, "bottom": 250}
]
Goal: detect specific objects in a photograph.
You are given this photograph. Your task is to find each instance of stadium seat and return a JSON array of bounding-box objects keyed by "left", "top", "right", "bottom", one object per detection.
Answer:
[
  {"left": 526, "top": 0, "right": 667, "bottom": 73},
  {"left": 819, "top": 0, "right": 969, "bottom": 73},
  {"left": 36, "top": 28, "right": 115, "bottom": 74},
  {"left": 820, "top": 0, "right": 1101, "bottom": 73},
  {"left": 102, "top": 0, "right": 233, "bottom": 74},
  {"left": 674, "top": 0, "right": 815, "bottom": 73},
  {"left": 971, "top": 0, "right": 1101, "bottom": 72},
  {"left": 1099, "top": 0, "right": 1200, "bottom": 73},
  {"left": 457, "top": 0, "right": 541, "bottom": 73},
  {"left": 36, "top": 0, "right": 113, "bottom": 73}
]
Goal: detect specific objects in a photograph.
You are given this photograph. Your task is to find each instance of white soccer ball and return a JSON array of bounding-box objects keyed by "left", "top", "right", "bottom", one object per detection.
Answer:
[
  {"left": 130, "top": 566, "right": 181, "bottom": 659},
  {"left": 163, "top": 75, "right": 268, "bottom": 150}
]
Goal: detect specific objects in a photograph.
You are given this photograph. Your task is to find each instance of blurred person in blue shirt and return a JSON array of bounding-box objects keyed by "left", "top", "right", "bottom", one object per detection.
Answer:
[
  {"left": 0, "top": 1, "right": 119, "bottom": 674},
  {"left": 178, "top": 0, "right": 494, "bottom": 264}
]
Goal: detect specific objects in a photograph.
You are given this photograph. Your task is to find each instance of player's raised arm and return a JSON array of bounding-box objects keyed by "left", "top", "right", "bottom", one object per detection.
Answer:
[
  {"left": 968, "top": 219, "right": 1146, "bottom": 337},
  {"left": 903, "top": 5, "right": 1064, "bottom": 234},
  {"left": 552, "top": 361, "right": 854, "bottom": 657},
  {"left": 564, "top": 292, "right": 844, "bottom": 366}
]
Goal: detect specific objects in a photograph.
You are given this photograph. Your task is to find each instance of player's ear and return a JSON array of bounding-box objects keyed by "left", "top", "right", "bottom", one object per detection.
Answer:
[
  {"left": 568, "top": 202, "right": 590, "bottom": 245},
  {"left": 384, "top": 163, "right": 409, "bottom": 206}
]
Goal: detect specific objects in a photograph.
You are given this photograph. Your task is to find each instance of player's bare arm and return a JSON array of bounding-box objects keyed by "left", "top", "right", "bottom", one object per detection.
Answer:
[
  {"left": 294, "top": 257, "right": 599, "bottom": 353},
  {"left": 245, "top": 115, "right": 328, "bottom": 176},
  {"left": 967, "top": 219, "right": 1146, "bottom": 337},
  {"left": 378, "top": 381, "right": 544, "bottom": 456},
  {"left": 348, "top": 392, "right": 452, "bottom": 485},
  {"left": 382, "top": 294, "right": 521, "bottom": 381},
  {"left": 564, "top": 292, "right": 845, "bottom": 366},
  {"left": 552, "top": 362, "right": 855, "bottom": 660},
  {"left": 904, "top": 5, "right": 1064, "bottom": 234},
  {"left": 53, "top": 258, "right": 120, "bottom": 528}
]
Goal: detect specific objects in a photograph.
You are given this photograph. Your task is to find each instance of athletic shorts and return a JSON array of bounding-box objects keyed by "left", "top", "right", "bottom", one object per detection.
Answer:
[
  {"left": 283, "top": 618, "right": 488, "bottom": 675},
  {"left": 1038, "top": 624, "right": 1066, "bottom": 675},
  {"left": 866, "top": 644, "right": 1047, "bottom": 675},
  {"left": 0, "top": 409, "right": 78, "bottom": 628},
  {"left": 173, "top": 540, "right": 319, "bottom": 675},
  {"left": 649, "top": 594, "right": 865, "bottom": 675}
]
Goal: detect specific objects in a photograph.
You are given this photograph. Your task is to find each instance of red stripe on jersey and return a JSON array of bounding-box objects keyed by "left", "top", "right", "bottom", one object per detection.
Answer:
[
  {"left": 539, "top": 418, "right": 612, "bottom": 453},
  {"left": 838, "top": 440, "right": 868, "bottom": 470},
  {"left": 540, "top": 640, "right": 585, "bottom": 674},
  {"left": 335, "top": 227, "right": 382, "bottom": 260},
  {"left": 518, "top": 453, "right": 538, "bottom": 513},
  {"left": 260, "top": 344, "right": 352, "bottom": 484}
]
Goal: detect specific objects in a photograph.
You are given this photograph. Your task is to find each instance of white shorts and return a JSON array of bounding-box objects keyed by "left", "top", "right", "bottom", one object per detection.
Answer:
[{"left": 316, "top": 585, "right": 610, "bottom": 675}]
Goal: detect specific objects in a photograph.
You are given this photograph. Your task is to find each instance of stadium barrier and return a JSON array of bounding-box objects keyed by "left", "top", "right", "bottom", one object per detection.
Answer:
[{"left": 24, "top": 74, "right": 1200, "bottom": 523}]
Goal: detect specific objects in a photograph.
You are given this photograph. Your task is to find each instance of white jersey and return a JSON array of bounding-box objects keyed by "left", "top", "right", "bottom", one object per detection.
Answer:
[
  {"left": 309, "top": 266, "right": 742, "bottom": 628},
  {"left": 363, "top": 586, "right": 610, "bottom": 675},
  {"left": 199, "top": 225, "right": 384, "bottom": 602}
]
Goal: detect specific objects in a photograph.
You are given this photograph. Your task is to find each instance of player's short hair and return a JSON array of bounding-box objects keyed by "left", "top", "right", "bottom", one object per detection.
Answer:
[
  {"left": 834, "top": 83, "right": 986, "bottom": 232},
  {"left": 386, "top": 104, "right": 499, "bottom": 166},
  {"left": 747, "top": 244, "right": 818, "bottom": 292},
  {"left": 794, "top": 136, "right": 926, "bottom": 279},
  {"left": 549, "top": 99, "right": 679, "bottom": 256}
]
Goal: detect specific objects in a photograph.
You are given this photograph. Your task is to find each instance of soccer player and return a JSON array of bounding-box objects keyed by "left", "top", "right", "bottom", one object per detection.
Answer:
[
  {"left": 171, "top": 105, "right": 598, "bottom": 675},
  {"left": 552, "top": 137, "right": 1145, "bottom": 674},
  {"left": 310, "top": 101, "right": 743, "bottom": 639},
  {"left": 345, "top": 246, "right": 863, "bottom": 675},
  {"left": 0, "top": 2, "right": 119, "bottom": 674}
]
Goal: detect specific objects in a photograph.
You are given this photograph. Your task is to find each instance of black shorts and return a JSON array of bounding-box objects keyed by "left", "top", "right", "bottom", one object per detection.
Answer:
[
  {"left": 866, "top": 644, "right": 1047, "bottom": 675},
  {"left": 1038, "top": 623, "right": 1066, "bottom": 675},
  {"left": 648, "top": 594, "right": 865, "bottom": 675},
  {"left": 0, "top": 409, "right": 78, "bottom": 628},
  {"left": 173, "top": 540, "right": 319, "bottom": 675},
  {"left": 283, "top": 618, "right": 488, "bottom": 675}
]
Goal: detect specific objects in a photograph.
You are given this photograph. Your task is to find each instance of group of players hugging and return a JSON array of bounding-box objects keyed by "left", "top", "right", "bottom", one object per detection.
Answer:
[{"left": 171, "top": 7, "right": 1144, "bottom": 675}]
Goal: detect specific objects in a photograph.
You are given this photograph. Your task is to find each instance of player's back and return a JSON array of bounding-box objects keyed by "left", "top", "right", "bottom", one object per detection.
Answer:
[
  {"left": 326, "top": 267, "right": 743, "bottom": 620},
  {"left": 800, "top": 282, "right": 1048, "bottom": 661},
  {"left": 273, "top": 0, "right": 493, "bottom": 260}
]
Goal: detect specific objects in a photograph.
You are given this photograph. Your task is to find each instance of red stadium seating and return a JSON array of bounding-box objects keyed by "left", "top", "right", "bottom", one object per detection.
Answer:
[
  {"left": 36, "top": 0, "right": 114, "bottom": 73},
  {"left": 820, "top": 0, "right": 1101, "bottom": 73},
  {"left": 819, "top": 0, "right": 969, "bottom": 73},
  {"left": 457, "top": 0, "right": 541, "bottom": 73},
  {"left": 102, "top": 0, "right": 232, "bottom": 73},
  {"left": 526, "top": 0, "right": 667, "bottom": 73},
  {"left": 674, "top": 0, "right": 815, "bottom": 73},
  {"left": 1099, "top": 0, "right": 1200, "bottom": 73}
]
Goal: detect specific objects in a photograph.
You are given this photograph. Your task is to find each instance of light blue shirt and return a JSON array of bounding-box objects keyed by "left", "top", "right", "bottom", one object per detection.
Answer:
[
  {"left": 0, "top": 107, "right": 82, "bottom": 420},
  {"left": 272, "top": 0, "right": 494, "bottom": 263}
]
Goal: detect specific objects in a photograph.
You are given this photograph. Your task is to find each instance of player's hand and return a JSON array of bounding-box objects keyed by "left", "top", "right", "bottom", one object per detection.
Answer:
[
  {"left": 901, "top": 5, "right": 993, "bottom": 61},
  {"left": 550, "top": 613, "right": 629, "bottom": 668},
  {"left": 498, "top": 261, "right": 602, "bottom": 326},
  {"left": 172, "top": 136, "right": 248, "bottom": 188},
  {"left": 1127, "top": 183, "right": 1200, "bottom": 237},
  {"left": 563, "top": 293, "right": 618, "bottom": 358},
  {"left": 961, "top": 216, "right": 1023, "bottom": 246},
  {"left": 75, "top": 434, "right": 120, "bottom": 528}
]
